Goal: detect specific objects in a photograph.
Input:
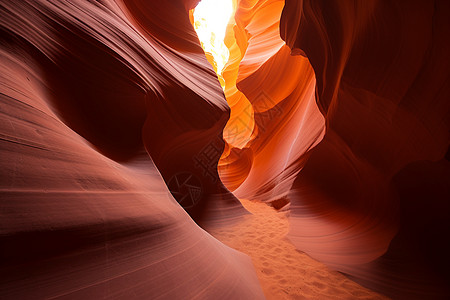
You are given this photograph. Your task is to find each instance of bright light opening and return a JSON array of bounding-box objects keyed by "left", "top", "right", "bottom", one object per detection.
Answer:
[{"left": 193, "top": 0, "right": 234, "bottom": 81}]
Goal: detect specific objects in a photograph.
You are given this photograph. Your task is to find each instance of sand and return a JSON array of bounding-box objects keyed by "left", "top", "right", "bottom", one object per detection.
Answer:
[{"left": 209, "top": 199, "right": 390, "bottom": 299}]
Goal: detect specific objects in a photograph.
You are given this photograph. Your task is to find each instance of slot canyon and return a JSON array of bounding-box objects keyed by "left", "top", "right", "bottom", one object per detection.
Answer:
[{"left": 1, "top": 0, "right": 449, "bottom": 299}]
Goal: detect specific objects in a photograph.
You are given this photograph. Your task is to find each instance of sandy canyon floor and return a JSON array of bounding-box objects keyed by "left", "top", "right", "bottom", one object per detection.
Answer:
[{"left": 209, "top": 199, "right": 389, "bottom": 299}]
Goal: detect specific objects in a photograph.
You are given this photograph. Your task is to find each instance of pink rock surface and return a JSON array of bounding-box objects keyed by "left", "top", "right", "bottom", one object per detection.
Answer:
[{"left": 0, "top": 0, "right": 263, "bottom": 298}]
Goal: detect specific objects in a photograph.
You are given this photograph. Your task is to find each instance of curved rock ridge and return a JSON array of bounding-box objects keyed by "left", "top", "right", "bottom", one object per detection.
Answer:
[
  {"left": 115, "top": 0, "right": 249, "bottom": 224},
  {"left": 0, "top": 0, "right": 264, "bottom": 298},
  {"left": 280, "top": 0, "right": 450, "bottom": 298},
  {"left": 218, "top": 0, "right": 325, "bottom": 205},
  {"left": 0, "top": 0, "right": 249, "bottom": 223}
]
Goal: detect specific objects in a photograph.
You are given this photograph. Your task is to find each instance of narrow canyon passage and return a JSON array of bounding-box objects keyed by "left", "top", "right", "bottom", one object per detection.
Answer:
[
  {"left": 191, "top": 2, "right": 380, "bottom": 296},
  {"left": 1, "top": 0, "right": 449, "bottom": 299},
  {"left": 210, "top": 200, "right": 388, "bottom": 299}
]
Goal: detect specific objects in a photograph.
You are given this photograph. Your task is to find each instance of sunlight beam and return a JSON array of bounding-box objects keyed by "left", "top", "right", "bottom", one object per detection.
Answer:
[{"left": 193, "top": 0, "right": 234, "bottom": 83}]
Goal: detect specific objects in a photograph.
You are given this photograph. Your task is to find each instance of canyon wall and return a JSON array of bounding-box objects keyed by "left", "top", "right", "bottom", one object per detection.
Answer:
[
  {"left": 219, "top": 0, "right": 326, "bottom": 206},
  {"left": 0, "top": 0, "right": 264, "bottom": 298},
  {"left": 280, "top": 0, "right": 450, "bottom": 298},
  {"left": 217, "top": 0, "right": 450, "bottom": 298}
]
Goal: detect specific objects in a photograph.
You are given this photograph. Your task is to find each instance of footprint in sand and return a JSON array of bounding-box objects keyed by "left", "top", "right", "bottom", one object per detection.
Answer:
[{"left": 261, "top": 268, "right": 275, "bottom": 275}]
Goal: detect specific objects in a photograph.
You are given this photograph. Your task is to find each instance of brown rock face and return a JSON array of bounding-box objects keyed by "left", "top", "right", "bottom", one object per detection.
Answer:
[
  {"left": 0, "top": 0, "right": 262, "bottom": 298},
  {"left": 280, "top": 0, "right": 450, "bottom": 298}
]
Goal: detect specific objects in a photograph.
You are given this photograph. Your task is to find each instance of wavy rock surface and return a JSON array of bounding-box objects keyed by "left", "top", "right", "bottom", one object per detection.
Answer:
[
  {"left": 2, "top": 0, "right": 449, "bottom": 298},
  {"left": 0, "top": 0, "right": 248, "bottom": 223},
  {"left": 217, "top": 0, "right": 450, "bottom": 298},
  {"left": 0, "top": 0, "right": 264, "bottom": 298},
  {"left": 219, "top": 0, "right": 325, "bottom": 206},
  {"left": 280, "top": 0, "right": 450, "bottom": 298}
]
